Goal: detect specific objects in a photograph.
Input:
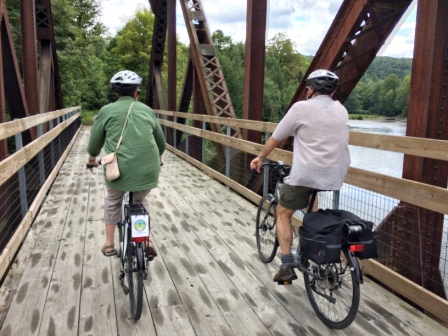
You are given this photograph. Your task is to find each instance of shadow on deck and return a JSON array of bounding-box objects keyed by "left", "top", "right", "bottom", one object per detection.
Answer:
[{"left": 0, "top": 127, "right": 446, "bottom": 336}]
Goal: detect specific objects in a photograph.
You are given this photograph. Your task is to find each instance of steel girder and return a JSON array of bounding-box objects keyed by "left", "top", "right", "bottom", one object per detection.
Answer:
[
  {"left": 0, "top": 0, "right": 33, "bottom": 154},
  {"left": 289, "top": 0, "right": 413, "bottom": 107},
  {"left": 242, "top": 0, "right": 267, "bottom": 143},
  {"left": 34, "top": 0, "right": 63, "bottom": 112},
  {"left": 179, "top": 0, "right": 241, "bottom": 138},
  {"left": 147, "top": 0, "right": 168, "bottom": 110},
  {"left": 378, "top": 0, "right": 448, "bottom": 299}
]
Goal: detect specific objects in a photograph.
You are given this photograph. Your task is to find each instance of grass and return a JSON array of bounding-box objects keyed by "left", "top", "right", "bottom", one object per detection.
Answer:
[{"left": 81, "top": 110, "right": 98, "bottom": 125}]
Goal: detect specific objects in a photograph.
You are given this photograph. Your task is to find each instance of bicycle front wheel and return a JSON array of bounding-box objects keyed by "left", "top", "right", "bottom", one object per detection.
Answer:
[
  {"left": 303, "top": 249, "right": 360, "bottom": 329},
  {"left": 256, "top": 194, "right": 278, "bottom": 263},
  {"left": 127, "top": 242, "right": 144, "bottom": 321}
]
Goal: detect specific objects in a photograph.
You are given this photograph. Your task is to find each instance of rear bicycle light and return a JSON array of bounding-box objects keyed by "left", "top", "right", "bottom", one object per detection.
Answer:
[
  {"left": 349, "top": 244, "right": 365, "bottom": 252},
  {"left": 132, "top": 237, "right": 147, "bottom": 243}
]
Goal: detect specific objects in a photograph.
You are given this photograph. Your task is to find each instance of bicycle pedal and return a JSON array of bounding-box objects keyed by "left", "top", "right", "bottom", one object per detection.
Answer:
[{"left": 277, "top": 280, "right": 293, "bottom": 285}]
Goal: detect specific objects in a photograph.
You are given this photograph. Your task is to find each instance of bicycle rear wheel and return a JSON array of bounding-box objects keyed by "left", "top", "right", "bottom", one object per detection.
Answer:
[
  {"left": 256, "top": 194, "right": 278, "bottom": 263},
  {"left": 303, "top": 249, "right": 360, "bottom": 329},
  {"left": 127, "top": 242, "right": 144, "bottom": 320}
]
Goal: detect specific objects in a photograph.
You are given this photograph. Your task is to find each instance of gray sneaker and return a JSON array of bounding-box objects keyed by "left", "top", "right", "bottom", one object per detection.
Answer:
[{"left": 273, "top": 264, "right": 298, "bottom": 283}]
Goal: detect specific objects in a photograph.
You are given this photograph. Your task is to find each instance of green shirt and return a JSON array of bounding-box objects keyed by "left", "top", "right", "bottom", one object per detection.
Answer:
[{"left": 87, "top": 96, "right": 166, "bottom": 191}]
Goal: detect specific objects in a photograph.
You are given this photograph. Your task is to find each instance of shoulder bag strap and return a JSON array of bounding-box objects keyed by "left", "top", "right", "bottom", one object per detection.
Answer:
[{"left": 115, "top": 101, "right": 135, "bottom": 152}]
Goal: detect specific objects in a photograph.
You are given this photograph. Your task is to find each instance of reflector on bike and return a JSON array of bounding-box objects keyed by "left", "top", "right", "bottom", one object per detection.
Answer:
[{"left": 349, "top": 244, "right": 365, "bottom": 252}]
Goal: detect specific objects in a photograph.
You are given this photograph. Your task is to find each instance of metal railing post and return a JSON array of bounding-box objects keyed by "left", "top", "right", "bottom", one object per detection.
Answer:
[
  {"left": 332, "top": 190, "right": 340, "bottom": 210},
  {"left": 56, "top": 117, "right": 61, "bottom": 156},
  {"left": 48, "top": 120, "right": 55, "bottom": 168},
  {"left": 226, "top": 126, "right": 231, "bottom": 178},
  {"left": 37, "top": 124, "right": 46, "bottom": 186},
  {"left": 185, "top": 119, "right": 189, "bottom": 155},
  {"left": 173, "top": 116, "right": 178, "bottom": 148},
  {"left": 202, "top": 121, "right": 206, "bottom": 164},
  {"left": 263, "top": 132, "right": 271, "bottom": 196},
  {"left": 14, "top": 123, "right": 28, "bottom": 218}
]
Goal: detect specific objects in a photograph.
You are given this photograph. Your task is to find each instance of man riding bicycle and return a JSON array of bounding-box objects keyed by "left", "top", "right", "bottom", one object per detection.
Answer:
[
  {"left": 86, "top": 70, "right": 166, "bottom": 258},
  {"left": 250, "top": 69, "right": 351, "bottom": 283}
]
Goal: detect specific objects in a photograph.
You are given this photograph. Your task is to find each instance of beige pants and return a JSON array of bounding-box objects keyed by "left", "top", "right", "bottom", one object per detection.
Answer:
[{"left": 104, "top": 184, "right": 150, "bottom": 223}]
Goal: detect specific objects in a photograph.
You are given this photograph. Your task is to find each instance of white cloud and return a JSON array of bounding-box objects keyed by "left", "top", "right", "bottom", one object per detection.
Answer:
[{"left": 98, "top": 0, "right": 416, "bottom": 58}]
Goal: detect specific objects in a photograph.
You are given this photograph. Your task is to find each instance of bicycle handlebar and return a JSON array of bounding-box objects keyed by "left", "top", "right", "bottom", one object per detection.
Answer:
[
  {"left": 261, "top": 162, "right": 291, "bottom": 170},
  {"left": 86, "top": 160, "right": 101, "bottom": 169}
]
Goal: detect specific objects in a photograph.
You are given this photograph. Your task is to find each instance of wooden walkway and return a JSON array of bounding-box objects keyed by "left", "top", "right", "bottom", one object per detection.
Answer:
[{"left": 0, "top": 127, "right": 446, "bottom": 336}]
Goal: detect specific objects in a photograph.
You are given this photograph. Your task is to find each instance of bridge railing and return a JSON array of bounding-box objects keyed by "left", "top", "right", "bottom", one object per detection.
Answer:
[
  {"left": 0, "top": 107, "right": 81, "bottom": 281},
  {"left": 156, "top": 109, "right": 448, "bottom": 324}
]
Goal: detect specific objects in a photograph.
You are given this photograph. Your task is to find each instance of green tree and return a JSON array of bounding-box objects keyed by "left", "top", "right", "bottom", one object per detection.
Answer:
[
  {"left": 110, "top": 9, "right": 155, "bottom": 89},
  {"left": 52, "top": 0, "right": 109, "bottom": 109},
  {"left": 378, "top": 74, "right": 401, "bottom": 116},
  {"left": 394, "top": 73, "right": 411, "bottom": 116}
]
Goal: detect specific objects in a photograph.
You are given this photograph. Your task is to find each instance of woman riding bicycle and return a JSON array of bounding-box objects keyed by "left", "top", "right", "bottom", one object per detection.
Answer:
[
  {"left": 86, "top": 70, "right": 166, "bottom": 258},
  {"left": 250, "top": 69, "right": 351, "bottom": 283}
]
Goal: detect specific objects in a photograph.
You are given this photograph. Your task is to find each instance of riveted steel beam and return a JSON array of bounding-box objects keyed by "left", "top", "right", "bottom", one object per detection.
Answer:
[
  {"left": 289, "top": 0, "right": 413, "bottom": 107},
  {"left": 242, "top": 0, "right": 267, "bottom": 143},
  {"left": 380, "top": 0, "right": 448, "bottom": 299},
  {"left": 35, "top": 0, "right": 63, "bottom": 111},
  {"left": 147, "top": 0, "right": 168, "bottom": 110},
  {"left": 20, "top": 0, "right": 39, "bottom": 117},
  {"left": 179, "top": 0, "right": 241, "bottom": 139}
]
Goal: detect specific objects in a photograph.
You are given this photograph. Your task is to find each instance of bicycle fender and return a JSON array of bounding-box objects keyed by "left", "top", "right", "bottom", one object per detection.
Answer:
[{"left": 347, "top": 250, "right": 363, "bottom": 284}]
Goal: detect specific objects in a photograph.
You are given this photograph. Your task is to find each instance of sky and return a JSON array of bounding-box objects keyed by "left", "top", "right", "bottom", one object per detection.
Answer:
[{"left": 99, "top": 0, "right": 417, "bottom": 58}]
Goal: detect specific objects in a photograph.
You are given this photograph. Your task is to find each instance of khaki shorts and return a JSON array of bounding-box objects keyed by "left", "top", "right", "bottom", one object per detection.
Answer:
[
  {"left": 278, "top": 183, "right": 312, "bottom": 211},
  {"left": 104, "top": 184, "right": 151, "bottom": 224}
]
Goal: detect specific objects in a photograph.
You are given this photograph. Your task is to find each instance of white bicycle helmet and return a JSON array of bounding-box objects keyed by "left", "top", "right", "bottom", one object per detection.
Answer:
[
  {"left": 110, "top": 70, "right": 142, "bottom": 84},
  {"left": 110, "top": 70, "right": 142, "bottom": 94},
  {"left": 306, "top": 69, "right": 339, "bottom": 94}
]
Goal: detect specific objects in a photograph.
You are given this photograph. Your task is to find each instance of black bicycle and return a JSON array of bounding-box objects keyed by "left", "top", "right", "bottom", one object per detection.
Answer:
[
  {"left": 255, "top": 161, "right": 363, "bottom": 329},
  {"left": 87, "top": 161, "right": 152, "bottom": 321},
  {"left": 116, "top": 191, "right": 151, "bottom": 321}
]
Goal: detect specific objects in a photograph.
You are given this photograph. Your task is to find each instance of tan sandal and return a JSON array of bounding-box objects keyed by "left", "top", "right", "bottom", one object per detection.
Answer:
[{"left": 101, "top": 245, "right": 116, "bottom": 257}]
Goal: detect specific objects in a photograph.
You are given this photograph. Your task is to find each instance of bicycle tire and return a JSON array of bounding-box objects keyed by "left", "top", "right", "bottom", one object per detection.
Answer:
[
  {"left": 127, "top": 242, "right": 144, "bottom": 321},
  {"left": 256, "top": 194, "right": 278, "bottom": 263},
  {"left": 303, "top": 249, "right": 360, "bottom": 329}
]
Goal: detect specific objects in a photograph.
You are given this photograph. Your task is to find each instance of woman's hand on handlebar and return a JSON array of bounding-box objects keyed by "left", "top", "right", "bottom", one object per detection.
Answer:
[{"left": 86, "top": 157, "right": 100, "bottom": 172}]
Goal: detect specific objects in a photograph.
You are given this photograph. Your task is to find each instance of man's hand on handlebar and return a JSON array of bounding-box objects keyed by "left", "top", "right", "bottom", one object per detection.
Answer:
[{"left": 250, "top": 156, "right": 264, "bottom": 173}]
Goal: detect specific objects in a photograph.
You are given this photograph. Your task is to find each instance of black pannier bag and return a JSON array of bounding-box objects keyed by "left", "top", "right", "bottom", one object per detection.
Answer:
[
  {"left": 328, "top": 209, "right": 378, "bottom": 260},
  {"left": 300, "top": 209, "right": 378, "bottom": 263},
  {"left": 299, "top": 210, "right": 345, "bottom": 264}
]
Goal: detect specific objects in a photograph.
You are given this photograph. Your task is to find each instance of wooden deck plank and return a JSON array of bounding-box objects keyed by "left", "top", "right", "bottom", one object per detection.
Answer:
[
  {"left": 0, "top": 132, "right": 89, "bottom": 336},
  {"left": 155, "top": 163, "right": 343, "bottom": 336},
  {"left": 79, "top": 222, "right": 118, "bottom": 336},
  {"left": 38, "top": 153, "right": 92, "bottom": 335},
  {"left": 148, "top": 189, "right": 271, "bottom": 336}
]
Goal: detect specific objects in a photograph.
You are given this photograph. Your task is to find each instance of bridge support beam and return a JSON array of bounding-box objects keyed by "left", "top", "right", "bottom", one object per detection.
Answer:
[
  {"left": 242, "top": 0, "right": 267, "bottom": 144},
  {"left": 378, "top": 0, "right": 448, "bottom": 299}
]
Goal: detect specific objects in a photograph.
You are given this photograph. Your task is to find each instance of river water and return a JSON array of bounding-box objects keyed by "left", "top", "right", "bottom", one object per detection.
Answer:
[{"left": 346, "top": 119, "right": 447, "bottom": 293}]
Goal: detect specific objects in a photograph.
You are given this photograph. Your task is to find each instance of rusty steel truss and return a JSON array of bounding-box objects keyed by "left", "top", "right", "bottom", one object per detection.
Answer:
[{"left": 0, "top": 0, "right": 62, "bottom": 160}]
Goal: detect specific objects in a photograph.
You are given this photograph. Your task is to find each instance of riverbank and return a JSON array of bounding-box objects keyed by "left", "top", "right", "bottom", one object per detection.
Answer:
[{"left": 348, "top": 113, "right": 407, "bottom": 122}]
